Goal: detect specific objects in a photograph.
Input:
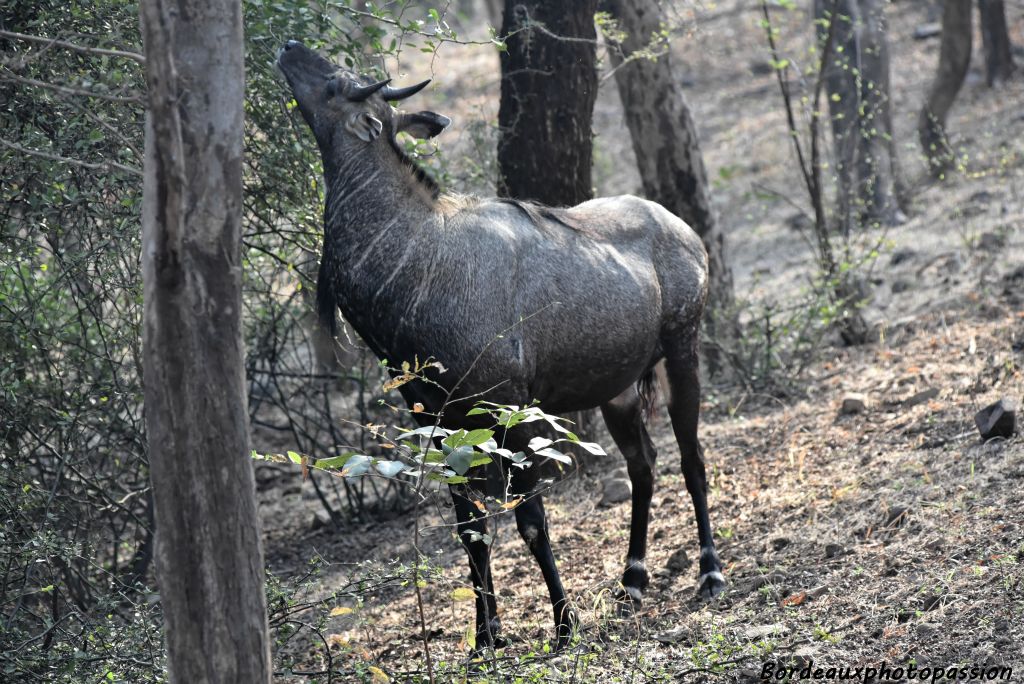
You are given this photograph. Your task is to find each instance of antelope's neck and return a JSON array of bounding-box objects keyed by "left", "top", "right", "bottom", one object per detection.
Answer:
[
  {"left": 322, "top": 145, "right": 437, "bottom": 254},
  {"left": 319, "top": 144, "right": 443, "bottom": 357},
  {"left": 327, "top": 143, "right": 436, "bottom": 225}
]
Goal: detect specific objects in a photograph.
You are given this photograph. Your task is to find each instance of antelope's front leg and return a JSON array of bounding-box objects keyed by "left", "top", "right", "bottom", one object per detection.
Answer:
[
  {"left": 508, "top": 460, "right": 577, "bottom": 649},
  {"left": 450, "top": 485, "right": 504, "bottom": 648}
]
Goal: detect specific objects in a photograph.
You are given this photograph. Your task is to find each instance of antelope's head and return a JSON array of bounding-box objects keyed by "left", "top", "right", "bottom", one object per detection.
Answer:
[{"left": 277, "top": 40, "right": 450, "bottom": 155}]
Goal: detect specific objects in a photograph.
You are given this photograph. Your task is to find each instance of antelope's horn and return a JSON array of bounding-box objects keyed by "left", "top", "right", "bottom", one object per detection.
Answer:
[
  {"left": 381, "top": 79, "right": 431, "bottom": 101},
  {"left": 348, "top": 78, "right": 391, "bottom": 101}
]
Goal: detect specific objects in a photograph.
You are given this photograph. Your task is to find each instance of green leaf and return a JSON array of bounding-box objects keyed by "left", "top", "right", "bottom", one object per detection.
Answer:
[
  {"left": 475, "top": 438, "right": 500, "bottom": 453},
  {"left": 535, "top": 447, "right": 571, "bottom": 464},
  {"left": 396, "top": 425, "right": 453, "bottom": 441},
  {"left": 574, "top": 441, "right": 607, "bottom": 456},
  {"left": 499, "top": 412, "right": 526, "bottom": 428},
  {"left": 462, "top": 529, "right": 492, "bottom": 545},
  {"left": 446, "top": 445, "right": 476, "bottom": 475},
  {"left": 342, "top": 454, "right": 371, "bottom": 477},
  {"left": 442, "top": 429, "right": 467, "bottom": 448},
  {"left": 315, "top": 453, "right": 355, "bottom": 470},
  {"left": 528, "top": 436, "right": 556, "bottom": 452},
  {"left": 452, "top": 428, "right": 493, "bottom": 448},
  {"left": 507, "top": 451, "right": 529, "bottom": 464},
  {"left": 443, "top": 428, "right": 495, "bottom": 449},
  {"left": 464, "top": 428, "right": 495, "bottom": 445},
  {"left": 286, "top": 450, "right": 303, "bottom": 465},
  {"left": 374, "top": 460, "right": 407, "bottom": 478},
  {"left": 536, "top": 410, "right": 572, "bottom": 433},
  {"left": 422, "top": 449, "right": 446, "bottom": 464}
]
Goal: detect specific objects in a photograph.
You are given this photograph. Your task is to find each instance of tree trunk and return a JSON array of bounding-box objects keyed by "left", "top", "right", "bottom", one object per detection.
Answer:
[
  {"left": 139, "top": 0, "right": 271, "bottom": 682},
  {"left": 816, "top": 0, "right": 904, "bottom": 228},
  {"left": 978, "top": 0, "right": 1015, "bottom": 86},
  {"left": 497, "top": 0, "right": 598, "bottom": 206},
  {"left": 818, "top": 0, "right": 860, "bottom": 233},
  {"left": 919, "top": 0, "right": 972, "bottom": 178},
  {"left": 857, "top": 0, "right": 905, "bottom": 219},
  {"left": 601, "top": 0, "right": 736, "bottom": 366}
]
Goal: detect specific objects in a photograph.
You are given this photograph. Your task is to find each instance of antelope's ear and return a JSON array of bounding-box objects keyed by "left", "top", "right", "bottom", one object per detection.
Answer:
[
  {"left": 345, "top": 111, "right": 383, "bottom": 142},
  {"left": 395, "top": 111, "right": 451, "bottom": 139}
]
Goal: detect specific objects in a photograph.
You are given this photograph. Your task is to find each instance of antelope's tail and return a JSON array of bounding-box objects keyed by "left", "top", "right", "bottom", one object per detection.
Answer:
[{"left": 637, "top": 366, "right": 658, "bottom": 422}]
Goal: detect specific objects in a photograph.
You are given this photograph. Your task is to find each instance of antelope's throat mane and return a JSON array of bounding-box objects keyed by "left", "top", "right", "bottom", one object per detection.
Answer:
[{"left": 387, "top": 135, "right": 440, "bottom": 200}]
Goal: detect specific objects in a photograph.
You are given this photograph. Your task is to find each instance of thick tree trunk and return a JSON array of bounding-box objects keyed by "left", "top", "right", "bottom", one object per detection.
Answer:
[
  {"left": 139, "top": 0, "right": 271, "bottom": 682},
  {"left": 602, "top": 0, "right": 736, "bottom": 361},
  {"left": 978, "top": 0, "right": 1016, "bottom": 86},
  {"left": 497, "top": 0, "right": 598, "bottom": 205},
  {"left": 919, "top": 0, "right": 972, "bottom": 178},
  {"left": 816, "top": 0, "right": 904, "bottom": 228}
]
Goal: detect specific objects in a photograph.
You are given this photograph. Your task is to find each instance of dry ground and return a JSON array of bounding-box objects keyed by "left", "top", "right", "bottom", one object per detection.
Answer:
[{"left": 255, "top": 1, "right": 1024, "bottom": 681}]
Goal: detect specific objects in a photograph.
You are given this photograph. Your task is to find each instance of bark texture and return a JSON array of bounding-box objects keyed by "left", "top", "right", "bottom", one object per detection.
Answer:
[
  {"left": 919, "top": 0, "right": 972, "bottom": 178},
  {"left": 978, "top": 0, "right": 1015, "bottom": 86},
  {"left": 816, "top": 0, "right": 904, "bottom": 229},
  {"left": 497, "top": 0, "right": 598, "bottom": 205},
  {"left": 602, "top": 0, "right": 735, "bottom": 336},
  {"left": 139, "top": 0, "right": 271, "bottom": 681}
]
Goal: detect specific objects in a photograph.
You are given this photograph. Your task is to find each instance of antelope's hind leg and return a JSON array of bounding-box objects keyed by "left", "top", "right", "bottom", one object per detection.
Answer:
[
  {"left": 664, "top": 339, "right": 726, "bottom": 598},
  {"left": 600, "top": 386, "right": 658, "bottom": 605}
]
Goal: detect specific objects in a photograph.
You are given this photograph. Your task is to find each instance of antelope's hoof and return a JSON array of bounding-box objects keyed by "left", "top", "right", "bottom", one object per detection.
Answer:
[
  {"left": 612, "top": 585, "right": 644, "bottom": 616},
  {"left": 472, "top": 618, "right": 507, "bottom": 652},
  {"left": 471, "top": 633, "right": 508, "bottom": 654},
  {"left": 697, "top": 570, "right": 727, "bottom": 600}
]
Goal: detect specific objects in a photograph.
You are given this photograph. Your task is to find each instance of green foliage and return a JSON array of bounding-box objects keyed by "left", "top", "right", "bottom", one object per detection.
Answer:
[
  {"left": 253, "top": 398, "right": 605, "bottom": 490},
  {"left": 1, "top": 1, "right": 153, "bottom": 680}
]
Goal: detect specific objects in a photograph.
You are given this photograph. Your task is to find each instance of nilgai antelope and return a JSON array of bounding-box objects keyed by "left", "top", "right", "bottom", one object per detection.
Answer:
[{"left": 277, "top": 40, "right": 725, "bottom": 649}]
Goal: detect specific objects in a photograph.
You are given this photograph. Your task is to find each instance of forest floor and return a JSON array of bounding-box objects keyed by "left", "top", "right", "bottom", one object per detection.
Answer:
[{"left": 255, "top": 1, "right": 1024, "bottom": 681}]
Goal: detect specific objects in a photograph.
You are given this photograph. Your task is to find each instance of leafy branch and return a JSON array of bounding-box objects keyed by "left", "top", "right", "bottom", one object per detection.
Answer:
[
  {"left": 0, "top": 29, "right": 145, "bottom": 64},
  {"left": 0, "top": 136, "right": 141, "bottom": 176}
]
